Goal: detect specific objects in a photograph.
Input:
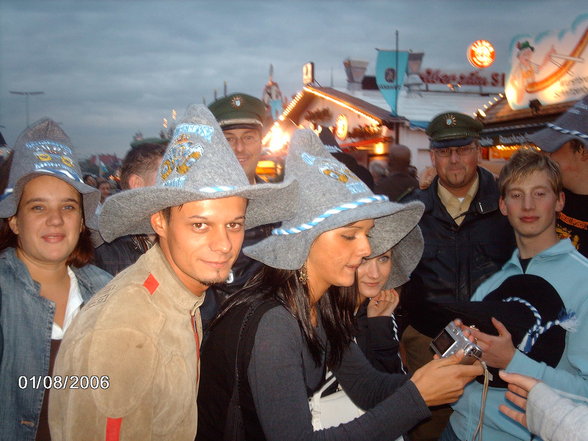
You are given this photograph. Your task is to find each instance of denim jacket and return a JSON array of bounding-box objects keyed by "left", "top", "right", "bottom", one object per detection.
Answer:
[{"left": 0, "top": 247, "right": 111, "bottom": 441}]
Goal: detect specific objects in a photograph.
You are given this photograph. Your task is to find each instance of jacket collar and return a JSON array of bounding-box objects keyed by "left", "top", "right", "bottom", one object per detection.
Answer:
[
  {"left": 421, "top": 167, "right": 500, "bottom": 219},
  {"left": 505, "top": 239, "right": 577, "bottom": 271},
  {"left": 0, "top": 247, "right": 38, "bottom": 292},
  {"left": 0, "top": 247, "right": 106, "bottom": 303},
  {"left": 141, "top": 244, "right": 205, "bottom": 314}
]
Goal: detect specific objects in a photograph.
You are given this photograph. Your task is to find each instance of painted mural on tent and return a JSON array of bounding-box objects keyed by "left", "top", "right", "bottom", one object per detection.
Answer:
[{"left": 506, "top": 14, "right": 588, "bottom": 110}]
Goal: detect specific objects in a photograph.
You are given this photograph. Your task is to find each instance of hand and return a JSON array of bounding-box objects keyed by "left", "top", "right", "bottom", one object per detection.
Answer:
[
  {"left": 468, "top": 317, "right": 516, "bottom": 369},
  {"left": 410, "top": 351, "right": 484, "bottom": 406},
  {"left": 367, "top": 289, "right": 399, "bottom": 318},
  {"left": 498, "top": 371, "right": 541, "bottom": 428}
]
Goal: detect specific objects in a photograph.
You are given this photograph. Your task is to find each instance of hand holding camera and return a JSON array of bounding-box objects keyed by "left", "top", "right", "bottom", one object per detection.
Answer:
[
  {"left": 410, "top": 350, "right": 484, "bottom": 406},
  {"left": 450, "top": 317, "right": 517, "bottom": 369},
  {"left": 430, "top": 321, "right": 483, "bottom": 365}
]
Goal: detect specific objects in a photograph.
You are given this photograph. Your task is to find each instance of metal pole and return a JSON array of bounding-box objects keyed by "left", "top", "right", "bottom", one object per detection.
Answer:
[
  {"left": 10, "top": 91, "right": 44, "bottom": 127},
  {"left": 395, "top": 30, "right": 400, "bottom": 144}
]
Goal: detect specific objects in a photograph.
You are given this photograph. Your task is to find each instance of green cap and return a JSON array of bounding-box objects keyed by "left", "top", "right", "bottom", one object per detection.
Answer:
[
  {"left": 426, "top": 112, "right": 484, "bottom": 149},
  {"left": 208, "top": 93, "right": 266, "bottom": 130},
  {"left": 517, "top": 41, "right": 535, "bottom": 52}
]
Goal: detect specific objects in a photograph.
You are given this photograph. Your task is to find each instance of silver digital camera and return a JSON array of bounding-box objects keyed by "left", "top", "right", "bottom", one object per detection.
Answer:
[{"left": 430, "top": 322, "right": 482, "bottom": 365}]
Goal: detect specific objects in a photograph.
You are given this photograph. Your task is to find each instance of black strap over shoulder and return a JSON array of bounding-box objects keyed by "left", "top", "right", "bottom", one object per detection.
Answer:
[{"left": 224, "top": 298, "right": 280, "bottom": 441}]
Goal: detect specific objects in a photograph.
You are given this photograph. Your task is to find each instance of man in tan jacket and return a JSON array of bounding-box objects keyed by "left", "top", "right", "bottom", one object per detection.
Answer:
[{"left": 48, "top": 105, "right": 296, "bottom": 441}]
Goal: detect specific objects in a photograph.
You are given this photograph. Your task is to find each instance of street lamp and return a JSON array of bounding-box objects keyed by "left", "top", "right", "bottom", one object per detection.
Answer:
[{"left": 10, "top": 90, "right": 45, "bottom": 128}]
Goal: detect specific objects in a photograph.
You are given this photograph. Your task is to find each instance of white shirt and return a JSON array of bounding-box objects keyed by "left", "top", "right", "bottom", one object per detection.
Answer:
[{"left": 51, "top": 267, "right": 83, "bottom": 340}]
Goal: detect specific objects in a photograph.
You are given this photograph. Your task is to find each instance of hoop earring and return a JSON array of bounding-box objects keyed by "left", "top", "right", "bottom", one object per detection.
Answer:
[{"left": 297, "top": 264, "right": 308, "bottom": 285}]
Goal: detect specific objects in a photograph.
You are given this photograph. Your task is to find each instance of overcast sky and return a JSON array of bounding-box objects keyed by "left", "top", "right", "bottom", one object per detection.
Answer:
[{"left": 1, "top": 0, "right": 586, "bottom": 158}]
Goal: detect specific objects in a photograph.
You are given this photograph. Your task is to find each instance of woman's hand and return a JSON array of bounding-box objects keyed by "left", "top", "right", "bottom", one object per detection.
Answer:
[
  {"left": 410, "top": 351, "right": 483, "bottom": 406},
  {"left": 367, "top": 289, "right": 399, "bottom": 317},
  {"left": 498, "top": 371, "right": 540, "bottom": 428}
]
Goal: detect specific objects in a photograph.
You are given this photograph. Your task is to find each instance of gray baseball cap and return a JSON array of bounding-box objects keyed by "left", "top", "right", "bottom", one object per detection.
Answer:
[
  {"left": 0, "top": 118, "right": 100, "bottom": 229},
  {"left": 98, "top": 104, "right": 298, "bottom": 242},
  {"left": 244, "top": 129, "right": 424, "bottom": 281}
]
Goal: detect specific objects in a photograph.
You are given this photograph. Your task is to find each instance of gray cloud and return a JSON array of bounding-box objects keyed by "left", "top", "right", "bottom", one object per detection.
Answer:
[{"left": 1, "top": 0, "right": 585, "bottom": 157}]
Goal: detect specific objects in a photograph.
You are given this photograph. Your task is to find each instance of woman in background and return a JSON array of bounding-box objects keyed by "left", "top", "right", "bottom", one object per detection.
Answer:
[{"left": 356, "top": 249, "right": 405, "bottom": 374}]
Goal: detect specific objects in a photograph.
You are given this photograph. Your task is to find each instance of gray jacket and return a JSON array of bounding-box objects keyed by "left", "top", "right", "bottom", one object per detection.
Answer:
[{"left": 527, "top": 382, "right": 588, "bottom": 441}]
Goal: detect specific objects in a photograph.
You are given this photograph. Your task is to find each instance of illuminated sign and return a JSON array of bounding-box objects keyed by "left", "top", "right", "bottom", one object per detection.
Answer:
[
  {"left": 505, "top": 15, "right": 588, "bottom": 109},
  {"left": 335, "top": 114, "right": 348, "bottom": 140},
  {"left": 419, "top": 69, "right": 505, "bottom": 87},
  {"left": 467, "top": 40, "right": 496, "bottom": 69}
]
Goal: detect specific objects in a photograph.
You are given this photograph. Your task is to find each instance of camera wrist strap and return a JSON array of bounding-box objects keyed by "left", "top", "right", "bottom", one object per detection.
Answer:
[{"left": 471, "top": 361, "right": 492, "bottom": 441}]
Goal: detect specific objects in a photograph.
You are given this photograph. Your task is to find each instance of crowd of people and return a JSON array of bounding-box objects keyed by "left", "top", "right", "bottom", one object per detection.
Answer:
[{"left": 0, "top": 91, "right": 587, "bottom": 441}]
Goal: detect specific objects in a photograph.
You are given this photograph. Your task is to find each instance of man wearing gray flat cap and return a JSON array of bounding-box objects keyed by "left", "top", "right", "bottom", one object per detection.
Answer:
[{"left": 48, "top": 105, "right": 297, "bottom": 441}]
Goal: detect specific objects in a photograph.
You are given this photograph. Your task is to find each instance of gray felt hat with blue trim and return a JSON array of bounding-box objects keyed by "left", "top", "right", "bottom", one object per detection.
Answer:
[
  {"left": 98, "top": 104, "right": 298, "bottom": 242},
  {"left": 0, "top": 118, "right": 100, "bottom": 229},
  {"left": 244, "top": 129, "right": 424, "bottom": 284}
]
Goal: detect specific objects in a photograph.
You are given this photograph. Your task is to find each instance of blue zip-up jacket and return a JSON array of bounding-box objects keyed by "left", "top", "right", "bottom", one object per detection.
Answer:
[
  {"left": 450, "top": 239, "right": 588, "bottom": 441},
  {"left": 0, "top": 247, "right": 111, "bottom": 441}
]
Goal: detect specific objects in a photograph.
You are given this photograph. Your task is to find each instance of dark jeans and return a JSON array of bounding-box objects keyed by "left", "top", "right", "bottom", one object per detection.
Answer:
[{"left": 438, "top": 424, "right": 462, "bottom": 441}]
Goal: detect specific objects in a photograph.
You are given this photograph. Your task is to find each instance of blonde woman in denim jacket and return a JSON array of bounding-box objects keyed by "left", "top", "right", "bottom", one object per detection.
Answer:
[{"left": 0, "top": 119, "right": 111, "bottom": 441}]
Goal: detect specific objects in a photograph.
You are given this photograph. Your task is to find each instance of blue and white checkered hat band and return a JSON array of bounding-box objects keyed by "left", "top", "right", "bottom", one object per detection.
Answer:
[
  {"left": 199, "top": 185, "right": 237, "bottom": 193},
  {"left": 324, "top": 144, "right": 342, "bottom": 154},
  {"left": 272, "top": 194, "right": 389, "bottom": 236},
  {"left": 503, "top": 296, "right": 575, "bottom": 353},
  {"left": 546, "top": 123, "right": 588, "bottom": 140}
]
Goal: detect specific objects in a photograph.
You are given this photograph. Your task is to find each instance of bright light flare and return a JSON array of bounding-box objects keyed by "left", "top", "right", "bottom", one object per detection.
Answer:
[
  {"left": 267, "top": 126, "right": 291, "bottom": 152},
  {"left": 467, "top": 40, "right": 496, "bottom": 69}
]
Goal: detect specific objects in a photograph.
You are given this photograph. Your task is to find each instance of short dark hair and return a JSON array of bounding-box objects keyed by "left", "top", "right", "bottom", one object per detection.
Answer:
[
  {"left": 569, "top": 138, "right": 586, "bottom": 153},
  {"left": 499, "top": 148, "right": 562, "bottom": 198},
  {"left": 153, "top": 205, "right": 182, "bottom": 243},
  {"left": 120, "top": 143, "right": 167, "bottom": 190}
]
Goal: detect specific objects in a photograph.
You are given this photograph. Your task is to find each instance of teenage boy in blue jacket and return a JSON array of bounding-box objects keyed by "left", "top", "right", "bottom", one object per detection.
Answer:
[{"left": 443, "top": 148, "right": 588, "bottom": 441}]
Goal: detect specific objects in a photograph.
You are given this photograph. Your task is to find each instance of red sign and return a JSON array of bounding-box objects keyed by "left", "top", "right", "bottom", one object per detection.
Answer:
[{"left": 467, "top": 40, "right": 496, "bottom": 69}]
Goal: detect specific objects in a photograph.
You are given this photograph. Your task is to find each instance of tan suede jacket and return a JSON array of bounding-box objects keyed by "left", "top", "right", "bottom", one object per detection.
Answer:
[{"left": 49, "top": 245, "right": 204, "bottom": 441}]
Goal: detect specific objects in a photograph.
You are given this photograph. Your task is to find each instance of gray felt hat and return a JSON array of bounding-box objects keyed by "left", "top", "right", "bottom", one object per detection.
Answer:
[
  {"left": 244, "top": 129, "right": 424, "bottom": 273},
  {"left": 528, "top": 94, "right": 588, "bottom": 153},
  {"left": 0, "top": 118, "right": 100, "bottom": 229},
  {"left": 382, "top": 225, "right": 424, "bottom": 288},
  {"left": 98, "top": 104, "right": 298, "bottom": 242}
]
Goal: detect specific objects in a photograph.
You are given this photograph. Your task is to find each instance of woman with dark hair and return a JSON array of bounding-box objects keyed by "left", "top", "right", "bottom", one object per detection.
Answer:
[
  {"left": 197, "top": 130, "right": 482, "bottom": 441},
  {"left": 0, "top": 119, "right": 111, "bottom": 441}
]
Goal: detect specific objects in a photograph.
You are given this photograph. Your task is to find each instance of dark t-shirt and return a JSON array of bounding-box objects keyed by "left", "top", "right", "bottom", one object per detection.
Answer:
[{"left": 557, "top": 188, "right": 588, "bottom": 258}]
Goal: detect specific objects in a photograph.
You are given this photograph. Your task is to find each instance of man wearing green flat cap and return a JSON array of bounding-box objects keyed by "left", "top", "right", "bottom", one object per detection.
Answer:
[
  {"left": 209, "top": 93, "right": 267, "bottom": 185},
  {"left": 204, "top": 93, "right": 272, "bottom": 329},
  {"left": 400, "top": 111, "right": 515, "bottom": 441}
]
